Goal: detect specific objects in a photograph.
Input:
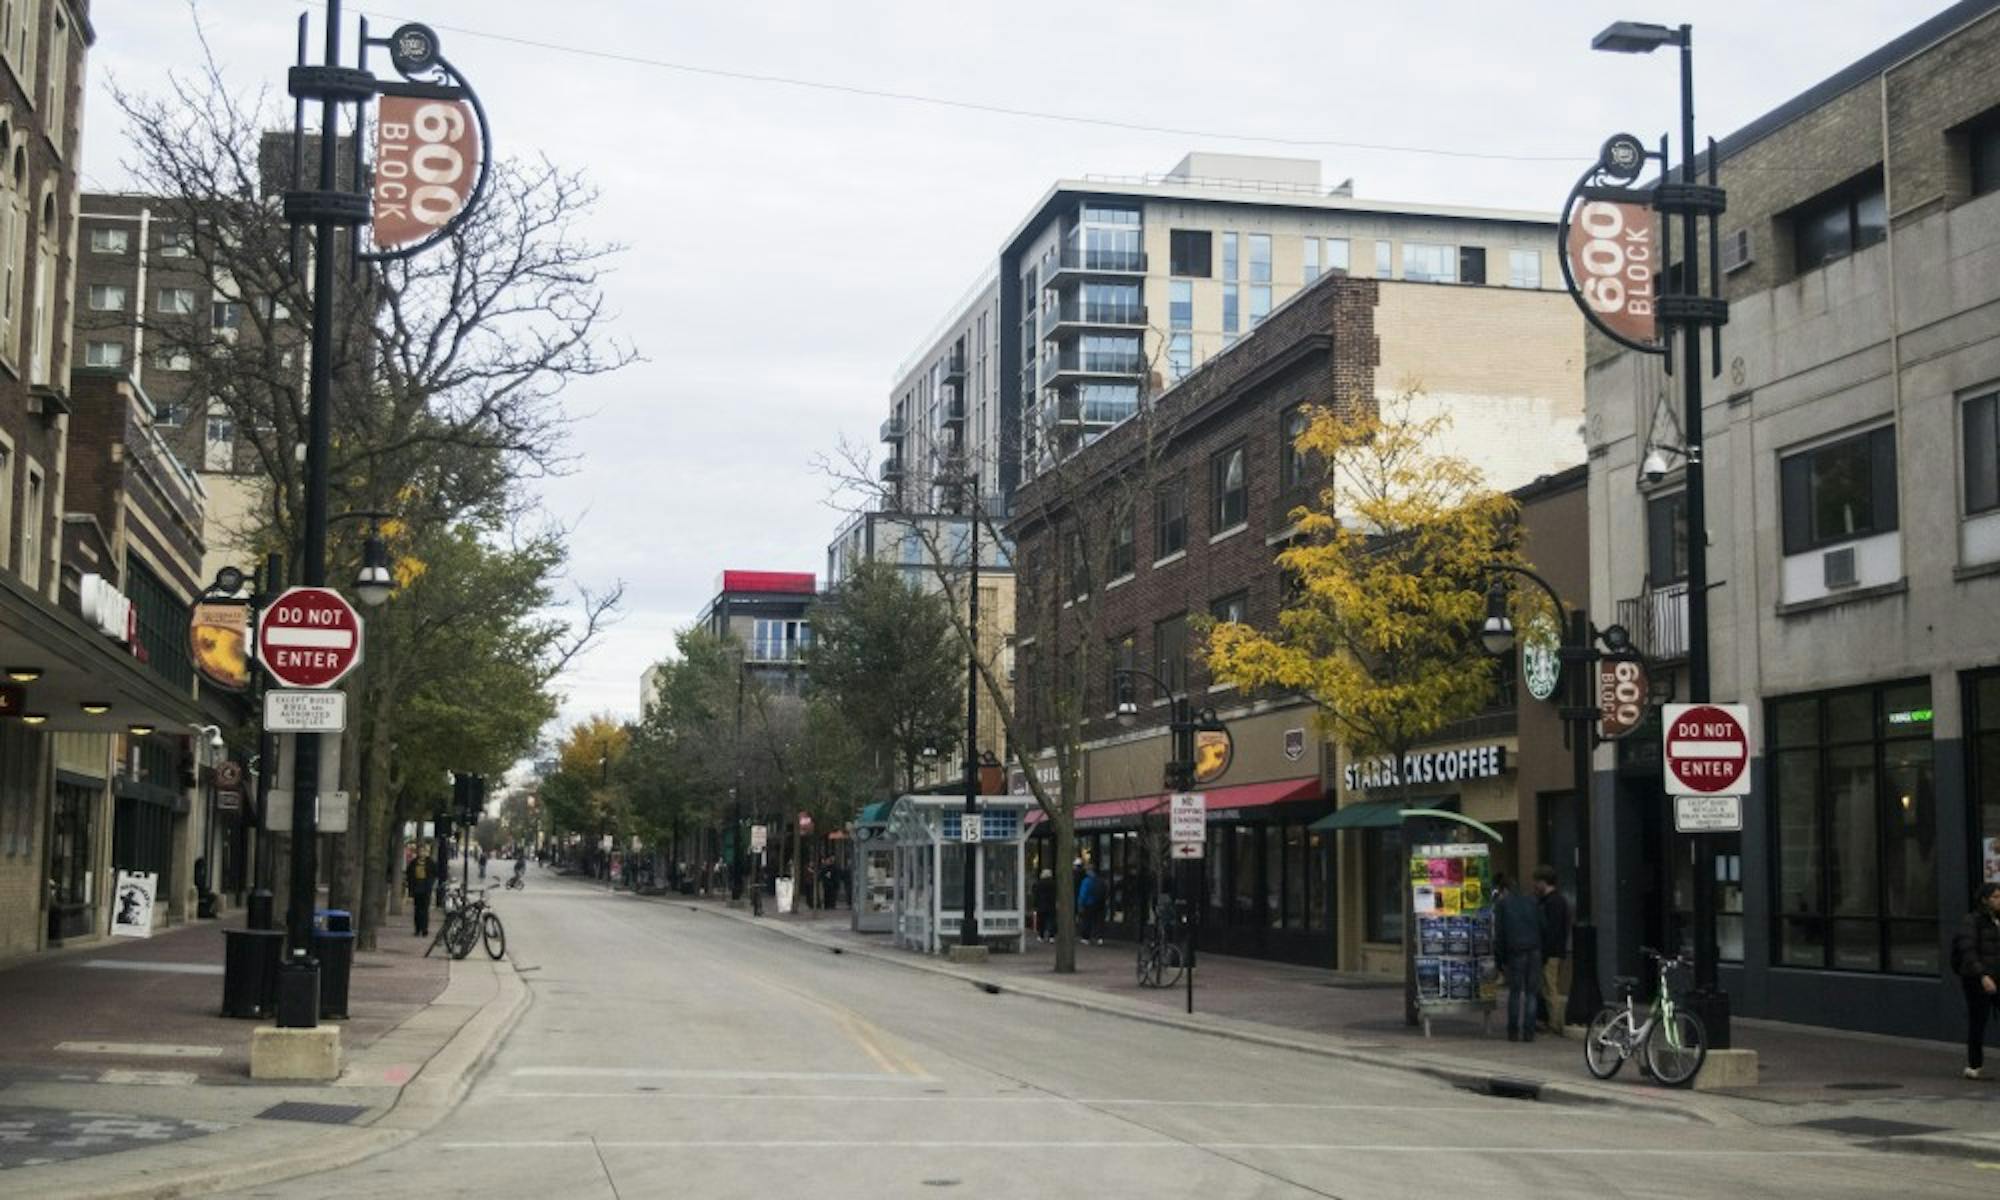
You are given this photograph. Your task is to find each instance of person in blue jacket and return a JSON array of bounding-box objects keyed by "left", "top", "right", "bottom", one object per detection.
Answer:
[{"left": 1077, "top": 864, "right": 1106, "bottom": 945}]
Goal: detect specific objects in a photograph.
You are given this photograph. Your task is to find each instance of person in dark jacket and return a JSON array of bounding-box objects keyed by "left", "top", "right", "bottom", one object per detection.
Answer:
[
  {"left": 406, "top": 847, "right": 434, "bottom": 937},
  {"left": 1951, "top": 882, "right": 2000, "bottom": 1080},
  {"left": 1533, "top": 865, "right": 1572, "bottom": 1037},
  {"left": 1491, "top": 873, "right": 1544, "bottom": 1043},
  {"left": 1032, "top": 868, "right": 1057, "bottom": 943},
  {"left": 1077, "top": 865, "right": 1106, "bottom": 945}
]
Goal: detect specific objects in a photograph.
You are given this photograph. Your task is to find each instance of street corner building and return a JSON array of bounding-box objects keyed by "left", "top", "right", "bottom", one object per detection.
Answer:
[{"left": 1584, "top": 0, "right": 2000, "bottom": 1039}]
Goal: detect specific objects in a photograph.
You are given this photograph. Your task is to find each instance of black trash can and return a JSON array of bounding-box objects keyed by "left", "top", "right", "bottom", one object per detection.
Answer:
[
  {"left": 221, "top": 928, "right": 285, "bottom": 1018},
  {"left": 313, "top": 930, "right": 356, "bottom": 1019},
  {"left": 315, "top": 908, "right": 353, "bottom": 934}
]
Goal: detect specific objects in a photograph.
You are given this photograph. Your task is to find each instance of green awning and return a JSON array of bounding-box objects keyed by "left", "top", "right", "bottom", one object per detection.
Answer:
[
  {"left": 856, "top": 801, "right": 892, "bottom": 826},
  {"left": 1311, "top": 802, "right": 1505, "bottom": 843}
]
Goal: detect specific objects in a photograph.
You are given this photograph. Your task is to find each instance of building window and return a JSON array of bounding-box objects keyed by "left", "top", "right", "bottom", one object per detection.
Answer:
[
  {"left": 1508, "top": 249, "right": 1542, "bottom": 289},
  {"left": 155, "top": 401, "right": 185, "bottom": 428},
  {"left": 159, "top": 229, "right": 192, "bottom": 258},
  {"left": 1082, "top": 281, "right": 1139, "bottom": 323},
  {"left": 1770, "top": 680, "right": 1937, "bottom": 975},
  {"left": 1211, "top": 444, "right": 1247, "bottom": 532},
  {"left": 1965, "top": 391, "right": 1998, "bottom": 516},
  {"left": 204, "top": 409, "right": 235, "bottom": 470},
  {"left": 750, "top": 618, "right": 810, "bottom": 662},
  {"left": 1375, "top": 239, "right": 1393, "bottom": 279},
  {"left": 1458, "top": 246, "right": 1486, "bottom": 285},
  {"left": 1108, "top": 510, "right": 1135, "bottom": 580},
  {"left": 83, "top": 340, "right": 122, "bottom": 367},
  {"left": 1249, "top": 285, "right": 1271, "bottom": 326},
  {"left": 1791, "top": 171, "right": 1887, "bottom": 273},
  {"left": 1779, "top": 425, "right": 1897, "bottom": 555},
  {"left": 1167, "top": 333, "right": 1192, "bottom": 381},
  {"left": 1280, "top": 404, "right": 1310, "bottom": 493},
  {"left": 87, "top": 284, "right": 125, "bottom": 311},
  {"left": 1209, "top": 590, "right": 1248, "bottom": 626},
  {"left": 1078, "top": 382, "right": 1137, "bottom": 425},
  {"left": 1222, "top": 283, "right": 1238, "bottom": 334},
  {"left": 211, "top": 301, "right": 242, "bottom": 329},
  {"left": 157, "top": 287, "right": 196, "bottom": 315},
  {"left": 1325, "top": 238, "right": 1350, "bottom": 274},
  {"left": 1154, "top": 613, "right": 1188, "bottom": 695},
  {"left": 21, "top": 464, "right": 42, "bottom": 590},
  {"left": 1647, "top": 490, "right": 1689, "bottom": 583},
  {"left": 1402, "top": 242, "right": 1456, "bottom": 283},
  {"left": 1107, "top": 632, "right": 1135, "bottom": 708},
  {"left": 48, "top": 780, "right": 93, "bottom": 911},
  {"left": 1303, "top": 237, "right": 1320, "bottom": 283},
  {"left": 1248, "top": 234, "right": 1271, "bottom": 283},
  {"left": 1970, "top": 670, "right": 2000, "bottom": 888},
  {"left": 1154, "top": 482, "right": 1186, "bottom": 560},
  {"left": 89, "top": 227, "right": 128, "bottom": 254},
  {"left": 1222, "top": 232, "right": 1238, "bottom": 280},
  {"left": 1972, "top": 112, "right": 2000, "bottom": 198},
  {"left": 1364, "top": 826, "right": 1403, "bottom": 943},
  {"left": 1169, "top": 230, "right": 1211, "bottom": 277},
  {"left": 126, "top": 558, "right": 194, "bottom": 691},
  {"left": 154, "top": 348, "right": 191, "bottom": 372},
  {"left": 1169, "top": 280, "right": 1192, "bottom": 331},
  {"left": 45, "top": 9, "right": 68, "bottom": 149}
]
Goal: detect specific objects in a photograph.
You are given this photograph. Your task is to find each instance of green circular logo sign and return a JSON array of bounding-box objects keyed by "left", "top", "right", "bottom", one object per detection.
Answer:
[{"left": 1521, "top": 614, "right": 1562, "bottom": 701}]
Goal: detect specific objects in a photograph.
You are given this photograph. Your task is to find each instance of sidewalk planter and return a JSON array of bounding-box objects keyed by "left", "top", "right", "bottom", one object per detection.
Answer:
[{"left": 221, "top": 927, "right": 285, "bottom": 1018}]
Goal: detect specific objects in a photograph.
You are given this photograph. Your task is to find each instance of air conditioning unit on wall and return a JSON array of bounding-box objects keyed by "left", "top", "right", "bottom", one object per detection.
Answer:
[
  {"left": 1823, "top": 546, "right": 1858, "bottom": 589},
  {"left": 1722, "top": 228, "right": 1753, "bottom": 274}
]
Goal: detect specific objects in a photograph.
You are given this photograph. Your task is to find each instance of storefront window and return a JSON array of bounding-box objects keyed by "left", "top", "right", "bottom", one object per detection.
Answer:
[
  {"left": 1364, "top": 826, "right": 1403, "bottom": 943},
  {"left": 1232, "top": 827, "right": 1257, "bottom": 925},
  {"left": 49, "top": 782, "right": 94, "bottom": 908},
  {"left": 1307, "top": 832, "right": 1328, "bottom": 931},
  {"left": 1971, "top": 672, "right": 2000, "bottom": 886},
  {"left": 1284, "top": 825, "right": 1307, "bottom": 930},
  {"left": 1768, "top": 679, "right": 1937, "bottom": 974},
  {"left": 1206, "top": 827, "right": 1227, "bottom": 921},
  {"left": 1265, "top": 826, "right": 1283, "bottom": 929}
]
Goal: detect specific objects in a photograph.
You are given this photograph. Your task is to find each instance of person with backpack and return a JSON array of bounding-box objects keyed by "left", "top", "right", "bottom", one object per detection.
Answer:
[{"left": 1951, "top": 882, "right": 2000, "bottom": 1080}]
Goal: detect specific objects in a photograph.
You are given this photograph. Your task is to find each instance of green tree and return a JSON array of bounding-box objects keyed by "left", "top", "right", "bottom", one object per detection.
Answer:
[{"left": 805, "top": 559, "right": 964, "bottom": 795}]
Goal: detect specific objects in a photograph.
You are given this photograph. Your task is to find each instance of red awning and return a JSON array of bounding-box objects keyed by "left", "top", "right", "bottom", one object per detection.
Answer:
[{"left": 1025, "top": 776, "right": 1322, "bottom": 828}]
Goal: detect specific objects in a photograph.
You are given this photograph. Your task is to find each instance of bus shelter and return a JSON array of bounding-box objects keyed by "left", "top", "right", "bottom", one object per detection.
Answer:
[
  {"left": 849, "top": 800, "right": 896, "bottom": 934},
  {"left": 888, "top": 794, "right": 1032, "bottom": 954}
]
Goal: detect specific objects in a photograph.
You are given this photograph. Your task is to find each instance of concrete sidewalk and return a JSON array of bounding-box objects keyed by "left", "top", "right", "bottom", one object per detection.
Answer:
[
  {"left": 683, "top": 898, "right": 2000, "bottom": 1164},
  {"left": 0, "top": 914, "right": 529, "bottom": 1199}
]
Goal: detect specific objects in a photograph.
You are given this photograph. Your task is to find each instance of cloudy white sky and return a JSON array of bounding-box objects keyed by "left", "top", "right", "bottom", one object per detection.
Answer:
[{"left": 84, "top": 0, "right": 1949, "bottom": 737}]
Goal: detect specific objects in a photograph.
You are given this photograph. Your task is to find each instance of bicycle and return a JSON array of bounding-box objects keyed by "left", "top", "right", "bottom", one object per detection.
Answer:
[
  {"left": 1584, "top": 946, "right": 1707, "bottom": 1087},
  {"left": 1135, "top": 902, "right": 1186, "bottom": 989},
  {"left": 438, "top": 884, "right": 506, "bottom": 961}
]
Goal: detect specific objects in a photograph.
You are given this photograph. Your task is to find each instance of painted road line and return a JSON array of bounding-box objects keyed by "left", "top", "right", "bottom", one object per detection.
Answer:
[
  {"left": 97, "top": 1070, "right": 200, "bottom": 1086},
  {"left": 438, "top": 1139, "right": 1869, "bottom": 1157},
  {"left": 81, "top": 960, "right": 226, "bottom": 976},
  {"left": 509, "top": 1067, "right": 931, "bottom": 1083},
  {"left": 485, "top": 1092, "right": 1623, "bottom": 1116},
  {"left": 55, "top": 1042, "right": 225, "bottom": 1058}
]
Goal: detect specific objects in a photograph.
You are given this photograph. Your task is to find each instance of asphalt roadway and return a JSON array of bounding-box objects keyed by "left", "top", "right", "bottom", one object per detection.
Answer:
[{"left": 222, "top": 871, "right": 1988, "bottom": 1200}]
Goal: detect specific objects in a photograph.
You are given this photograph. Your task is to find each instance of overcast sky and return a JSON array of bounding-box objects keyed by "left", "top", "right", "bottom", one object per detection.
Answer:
[{"left": 84, "top": 0, "right": 1948, "bottom": 739}]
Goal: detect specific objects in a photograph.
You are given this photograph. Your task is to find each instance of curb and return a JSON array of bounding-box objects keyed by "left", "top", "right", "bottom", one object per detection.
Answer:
[
  {"left": 679, "top": 899, "right": 1734, "bottom": 1127},
  {"left": 34, "top": 957, "right": 530, "bottom": 1200}
]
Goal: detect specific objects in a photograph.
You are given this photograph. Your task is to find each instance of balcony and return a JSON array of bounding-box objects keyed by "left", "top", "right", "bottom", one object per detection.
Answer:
[
  {"left": 879, "top": 416, "right": 906, "bottom": 443},
  {"left": 1039, "top": 347, "right": 1147, "bottom": 388},
  {"left": 879, "top": 457, "right": 905, "bottom": 482},
  {"left": 1044, "top": 301, "right": 1147, "bottom": 340},
  {"left": 1044, "top": 247, "right": 1147, "bottom": 286},
  {"left": 936, "top": 393, "right": 966, "bottom": 427},
  {"left": 940, "top": 348, "right": 966, "bottom": 385},
  {"left": 1615, "top": 580, "right": 1689, "bottom": 662},
  {"left": 1050, "top": 392, "right": 1136, "bottom": 429}
]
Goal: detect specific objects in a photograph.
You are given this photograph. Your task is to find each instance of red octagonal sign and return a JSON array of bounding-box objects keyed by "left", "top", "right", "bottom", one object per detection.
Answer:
[
  {"left": 1663, "top": 703, "right": 1750, "bottom": 796},
  {"left": 256, "top": 587, "right": 364, "bottom": 689}
]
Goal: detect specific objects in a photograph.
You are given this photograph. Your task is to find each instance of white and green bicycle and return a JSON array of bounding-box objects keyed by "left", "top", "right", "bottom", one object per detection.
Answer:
[{"left": 1584, "top": 947, "right": 1708, "bottom": 1087}]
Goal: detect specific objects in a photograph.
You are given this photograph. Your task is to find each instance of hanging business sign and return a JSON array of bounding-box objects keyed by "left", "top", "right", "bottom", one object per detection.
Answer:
[
  {"left": 191, "top": 601, "right": 252, "bottom": 691},
  {"left": 1559, "top": 132, "right": 1668, "bottom": 356},
  {"left": 1191, "top": 725, "right": 1233, "bottom": 785},
  {"left": 1597, "top": 655, "right": 1650, "bottom": 740},
  {"left": 1520, "top": 614, "right": 1562, "bottom": 702},
  {"left": 373, "top": 94, "right": 480, "bottom": 251},
  {"left": 1345, "top": 744, "right": 1508, "bottom": 792}
]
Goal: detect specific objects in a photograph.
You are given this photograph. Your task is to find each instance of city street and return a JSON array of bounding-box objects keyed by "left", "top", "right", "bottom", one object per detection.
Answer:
[{"left": 221, "top": 872, "right": 1986, "bottom": 1200}]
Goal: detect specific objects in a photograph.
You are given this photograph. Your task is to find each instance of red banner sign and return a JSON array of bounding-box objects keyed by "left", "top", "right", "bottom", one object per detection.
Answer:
[
  {"left": 1566, "top": 199, "right": 1659, "bottom": 347},
  {"left": 373, "top": 95, "right": 479, "bottom": 251},
  {"left": 1597, "top": 656, "right": 1648, "bottom": 740}
]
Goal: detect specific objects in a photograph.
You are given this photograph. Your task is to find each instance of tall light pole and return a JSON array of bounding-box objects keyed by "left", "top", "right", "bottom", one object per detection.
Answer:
[
  {"left": 1592, "top": 19, "right": 1731, "bottom": 1046},
  {"left": 959, "top": 497, "right": 982, "bottom": 950}
]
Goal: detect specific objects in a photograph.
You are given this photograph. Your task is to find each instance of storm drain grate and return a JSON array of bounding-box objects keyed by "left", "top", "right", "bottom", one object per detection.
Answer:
[
  {"left": 1796, "top": 1116, "right": 1945, "bottom": 1139},
  {"left": 256, "top": 1101, "right": 370, "bottom": 1125}
]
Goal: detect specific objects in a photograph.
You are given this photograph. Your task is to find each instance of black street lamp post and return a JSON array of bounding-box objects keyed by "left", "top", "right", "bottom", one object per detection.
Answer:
[
  {"left": 960, "top": 501, "right": 982, "bottom": 950},
  {"left": 1478, "top": 562, "right": 1633, "bottom": 1026},
  {"left": 1591, "top": 18, "right": 1731, "bottom": 1048}
]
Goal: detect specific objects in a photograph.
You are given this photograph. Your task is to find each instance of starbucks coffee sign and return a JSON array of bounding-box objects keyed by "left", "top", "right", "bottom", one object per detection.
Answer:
[
  {"left": 1520, "top": 613, "right": 1562, "bottom": 702},
  {"left": 1344, "top": 744, "right": 1508, "bottom": 792}
]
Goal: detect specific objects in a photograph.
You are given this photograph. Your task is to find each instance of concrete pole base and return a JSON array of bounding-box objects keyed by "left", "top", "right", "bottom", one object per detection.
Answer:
[
  {"left": 250, "top": 1025, "right": 343, "bottom": 1081},
  {"left": 946, "top": 944, "right": 990, "bottom": 965},
  {"left": 1692, "top": 1048, "right": 1758, "bottom": 1090}
]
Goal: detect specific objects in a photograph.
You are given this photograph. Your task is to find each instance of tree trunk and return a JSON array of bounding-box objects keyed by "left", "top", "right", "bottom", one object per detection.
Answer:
[
  {"left": 356, "top": 688, "right": 397, "bottom": 951},
  {"left": 1053, "top": 811, "right": 1077, "bottom": 974}
]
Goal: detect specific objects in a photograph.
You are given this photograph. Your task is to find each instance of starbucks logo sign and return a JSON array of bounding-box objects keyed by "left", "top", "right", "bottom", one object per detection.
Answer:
[{"left": 1521, "top": 613, "right": 1562, "bottom": 702}]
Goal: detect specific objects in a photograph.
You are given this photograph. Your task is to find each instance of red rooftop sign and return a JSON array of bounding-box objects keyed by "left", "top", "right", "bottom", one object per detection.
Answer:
[{"left": 719, "top": 571, "right": 816, "bottom": 595}]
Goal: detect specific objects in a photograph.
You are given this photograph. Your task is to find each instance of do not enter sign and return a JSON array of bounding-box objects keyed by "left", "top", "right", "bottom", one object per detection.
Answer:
[
  {"left": 1663, "top": 703, "right": 1751, "bottom": 796},
  {"left": 256, "top": 587, "right": 364, "bottom": 689}
]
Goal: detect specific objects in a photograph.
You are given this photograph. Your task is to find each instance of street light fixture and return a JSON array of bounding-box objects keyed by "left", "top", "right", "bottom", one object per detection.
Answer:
[
  {"left": 354, "top": 526, "right": 394, "bottom": 607},
  {"left": 1479, "top": 580, "right": 1515, "bottom": 658},
  {"left": 1590, "top": 20, "right": 1684, "bottom": 53}
]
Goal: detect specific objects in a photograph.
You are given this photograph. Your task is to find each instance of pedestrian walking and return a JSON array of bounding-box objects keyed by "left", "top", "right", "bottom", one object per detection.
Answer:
[
  {"left": 1951, "top": 882, "right": 2000, "bottom": 1080},
  {"left": 407, "top": 846, "right": 434, "bottom": 937},
  {"left": 1078, "top": 864, "right": 1106, "bottom": 945},
  {"left": 478, "top": 850, "right": 489, "bottom": 880},
  {"left": 1533, "top": 865, "right": 1572, "bottom": 1037},
  {"left": 1491, "top": 873, "right": 1543, "bottom": 1043},
  {"left": 1032, "top": 868, "right": 1057, "bottom": 943}
]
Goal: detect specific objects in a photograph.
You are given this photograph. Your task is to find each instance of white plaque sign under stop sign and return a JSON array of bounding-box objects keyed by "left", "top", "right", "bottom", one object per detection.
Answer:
[
  {"left": 1170, "top": 792, "right": 1206, "bottom": 859},
  {"left": 264, "top": 688, "right": 347, "bottom": 732},
  {"left": 1675, "top": 794, "right": 1743, "bottom": 833}
]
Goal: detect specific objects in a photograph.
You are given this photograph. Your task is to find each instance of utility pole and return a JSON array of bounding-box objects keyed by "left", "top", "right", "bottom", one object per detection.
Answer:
[{"left": 960, "top": 496, "right": 982, "bottom": 950}]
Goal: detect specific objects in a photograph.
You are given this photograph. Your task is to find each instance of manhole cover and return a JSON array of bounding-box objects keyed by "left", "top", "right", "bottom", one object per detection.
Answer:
[
  {"left": 1796, "top": 1116, "right": 1944, "bottom": 1139},
  {"left": 1824, "top": 1081, "right": 1901, "bottom": 1091},
  {"left": 257, "top": 1101, "right": 370, "bottom": 1125}
]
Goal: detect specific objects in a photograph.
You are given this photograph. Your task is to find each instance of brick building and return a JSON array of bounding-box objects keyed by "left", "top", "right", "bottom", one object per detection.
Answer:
[
  {"left": 1005, "top": 259, "right": 1582, "bottom": 967},
  {"left": 1584, "top": 0, "right": 2000, "bottom": 1037}
]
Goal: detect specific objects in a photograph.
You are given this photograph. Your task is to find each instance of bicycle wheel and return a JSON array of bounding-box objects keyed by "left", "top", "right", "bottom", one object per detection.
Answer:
[
  {"left": 1136, "top": 939, "right": 1161, "bottom": 987},
  {"left": 483, "top": 911, "right": 507, "bottom": 960},
  {"left": 446, "top": 911, "right": 479, "bottom": 960},
  {"left": 1156, "top": 942, "right": 1185, "bottom": 989},
  {"left": 1643, "top": 1008, "right": 1707, "bottom": 1088},
  {"left": 1583, "top": 1007, "right": 1631, "bottom": 1080}
]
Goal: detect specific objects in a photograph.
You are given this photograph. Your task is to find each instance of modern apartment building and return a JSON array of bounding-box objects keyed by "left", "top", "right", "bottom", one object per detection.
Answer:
[
  {"left": 881, "top": 153, "right": 1576, "bottom": 518},
  {"left": 1584, "top": 0, "right": 2000, "bottom": 1039},
  {"left": 695, "top": 570, "right": 818, "bottom": 696}
]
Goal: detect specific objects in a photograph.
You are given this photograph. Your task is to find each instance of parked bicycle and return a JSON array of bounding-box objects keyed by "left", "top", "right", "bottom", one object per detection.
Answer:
[
  {"left": 1135, "top": 899, "right": 1186, "bottom": 989},
  {"left": 1584, "top": 946, "right": 1707, "bottom": 1087},
  {"left": 431, "top": 883, "right": 506, "bottom": 961}
]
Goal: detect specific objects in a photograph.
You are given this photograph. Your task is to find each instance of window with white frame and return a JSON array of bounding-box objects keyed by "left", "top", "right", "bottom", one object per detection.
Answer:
[
  {"left": 1325, "top": 238, "right": 1350, "bottom": 274},
  {"left": 1508, "top": 248, "right": 1542, "bottom": 289},
  {"left": 159, "top": 229, "right": 192, "bottom": 258},
  {"left": 87, "top": 284, "right": 125, "bottom": 311},
  {"left": 1780, "top": 426, "right": 1898, "bottom": 555},
  {"left": 1168, "top": 333, "right": 1192, "bottom": 381},
  {"left": 1302, "top": 237, "right": 1320, "bottom": 283},
  {"left": 83, "top": 340, "right": 122, "bottom": 367},
  {"left": 1248, "top": 234, "right": 1272, "bottom": 283},
  {"left": 157, "top": 287, "right": 195, "bottom": 315},
  {"left": 1965, "top": 391, "right": 1999, "bottom": 517},
  {"left": 2, "top": 2, "right": 38, "bottom": 96},
  {"left": 211, "top": 301, "right": 242, "bottom": 330},
  {"left": 1249, "top": 285, "right": 1271, "bottom": 326},
  {"left": 204, "top": 407, "right": 236, "bottom": 471},
  {"left": 29, "top": 193, "right": 52, "bottom": 385},
  {"left": 152, "top": 347, "right": 191, "bottom": 371},
  {"left": 0, "top": 437, "right": 11, "bottom": 571},
  {"left": 750, "top": 618, "right": 809, "bottom": 662},
  {"left": 0, "top": 143, "right": 19, "bottom": 366},
  {"left": 1401, "top": 242, "right": 1456, "bottom": 283},
  {"left": 155, "top": 400, "right": 185, "bottom": 428},
  {"left": 20, "top": 462, "right": 42, "bottom": 590},
  {"left": 44, "top": 10, "right": 68, "bottom": 152},
  {"left": 1375, "top": 239, "right": 1393, "bottom": 278},
  {"left": 89, "top": 227, "right": 129, "bottom": 254}
]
